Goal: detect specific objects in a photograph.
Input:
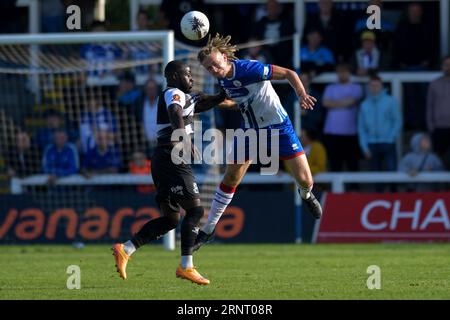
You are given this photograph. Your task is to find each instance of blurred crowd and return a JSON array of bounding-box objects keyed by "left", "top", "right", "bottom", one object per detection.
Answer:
[
  {"left": 0, "top": 0, "right": 449, "bottom": 192},
  {"left": 279, "top": 58, "right": 449, "bottom": 185},
  {"left": 0, "top": 0, "right": 442, "bottom": 70}
]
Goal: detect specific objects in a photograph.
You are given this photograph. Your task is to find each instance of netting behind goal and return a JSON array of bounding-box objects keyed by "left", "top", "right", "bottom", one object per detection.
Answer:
[{"left": 0, "top": 32, "right": 220, "bottom": 246}]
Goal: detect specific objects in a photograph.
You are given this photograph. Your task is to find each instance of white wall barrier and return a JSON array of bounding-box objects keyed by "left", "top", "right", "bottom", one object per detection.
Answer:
[{"left": 11, "top": 171, "right": 450, "bottom": 195}]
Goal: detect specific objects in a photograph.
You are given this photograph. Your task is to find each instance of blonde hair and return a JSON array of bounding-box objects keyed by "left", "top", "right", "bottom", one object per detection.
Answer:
[{"left": 197, "top": 33, "right": 238, "bottom": 63}]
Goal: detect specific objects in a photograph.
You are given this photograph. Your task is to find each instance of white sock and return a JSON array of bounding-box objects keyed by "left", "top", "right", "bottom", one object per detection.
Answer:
[
  {"left": 181, "top": 255, "right": 193, "bottom": 268},
  {"left": 202, "top": 183, "right": 235, "bottom": 234},
  {"left": 123, "top": 240, "right": 136, "bottom": 256},
  {"left": 298, "top": 184, "right": 312, "bottom": 200}
]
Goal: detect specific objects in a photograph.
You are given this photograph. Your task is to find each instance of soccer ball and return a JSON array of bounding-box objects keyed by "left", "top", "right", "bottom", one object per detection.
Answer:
[{"left": 180, "top": 11, "right": 210, "bottom": 41}]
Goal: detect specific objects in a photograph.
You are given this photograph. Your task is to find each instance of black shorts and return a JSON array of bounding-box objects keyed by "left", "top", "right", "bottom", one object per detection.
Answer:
[{"left": 151, "top": 145, "right": 200, "bottom": 211}]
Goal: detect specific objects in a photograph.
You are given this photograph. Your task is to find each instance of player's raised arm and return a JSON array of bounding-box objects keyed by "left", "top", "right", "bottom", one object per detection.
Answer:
[{"left": 271, "top": 65, "right": 317, "bottom": 110}]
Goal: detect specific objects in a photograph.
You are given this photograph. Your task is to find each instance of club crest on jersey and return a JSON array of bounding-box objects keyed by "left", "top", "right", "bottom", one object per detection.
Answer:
[
  {"left": 172, "top": 94, "right": 181, "bottom": 102},
  {"left": 233, "top": 80, "right": 242, "bottom": 87}
]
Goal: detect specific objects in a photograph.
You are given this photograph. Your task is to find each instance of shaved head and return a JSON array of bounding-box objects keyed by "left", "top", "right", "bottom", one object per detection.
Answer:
[{"left": 164, "top": 60, "right": 188, "bottom": 79}]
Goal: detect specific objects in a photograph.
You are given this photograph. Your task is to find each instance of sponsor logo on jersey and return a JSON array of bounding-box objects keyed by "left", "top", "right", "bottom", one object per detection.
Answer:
[
  {"left": 233, "top": 80, "right": 242, "bottom": 87},
  {"left": 292, "top": 143, "right": 299, "bottom": 150},
  {"left": 192, "top": 227, "right": 200, "bottom": 234},
  {"left": 170, "top": 185, "right": 184, "bottom": 196}
]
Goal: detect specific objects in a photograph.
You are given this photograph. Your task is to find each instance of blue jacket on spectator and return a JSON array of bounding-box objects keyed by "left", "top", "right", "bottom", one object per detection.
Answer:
[
  {"left": 301, "top": 46, "right": 335, "bottom": 66},
  {"left": 118, "top": 89, "right": 141, "bottom": 106},
  {"left": 35, "top": 127, "right": 78, "bottom": 150},
  {"left": 42, "top": 143, "right": 79, "bottom": 176},
  {"left": 80, "top": 108, "right": 118, "bottom": 133},
  {"left": 79, "top": 107, "right": 118, "bottom": 152},
  {"left": 82, "top": 145, "right": 121, "bottom": 171},
  {"left": 358, "top": 89, "right": 402, "bottom": 154}
]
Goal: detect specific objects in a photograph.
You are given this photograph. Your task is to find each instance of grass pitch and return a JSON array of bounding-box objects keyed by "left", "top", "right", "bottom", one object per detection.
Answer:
[{"left": 0, "top": 243, "right": 449, "bottom": 300}]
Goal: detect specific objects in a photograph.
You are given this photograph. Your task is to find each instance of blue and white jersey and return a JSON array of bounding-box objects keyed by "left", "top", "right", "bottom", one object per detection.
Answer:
[{"left": 218, "top": 59, "right": 288, "bottom": 129}]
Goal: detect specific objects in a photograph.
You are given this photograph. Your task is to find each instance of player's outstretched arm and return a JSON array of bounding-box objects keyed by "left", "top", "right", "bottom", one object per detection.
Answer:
[
  {"left": 271, "top": 65, "right": 317, "bottom": 110},
  {"left": 217, "top": 98, "right": 238, "bottom": 109},
  {"left": 195, "top": 88, "right": 235, "bottom": 113}
]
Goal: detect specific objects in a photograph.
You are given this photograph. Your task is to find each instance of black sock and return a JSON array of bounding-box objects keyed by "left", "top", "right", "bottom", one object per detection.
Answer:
[
  {"left": 180, "top": 206, "right": 204, "bottom": 256},
  {"left": 131, "top": 216, "right": 178, "bottom": 248}
]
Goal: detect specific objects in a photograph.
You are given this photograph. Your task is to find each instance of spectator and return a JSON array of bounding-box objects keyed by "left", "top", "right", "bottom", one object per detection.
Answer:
[
  {"left": 352, "top": 31, "right": 388, "bottom": 76},
  {"left": 394, "top": 3, "right": 433, "bottom": 131},
  {"left": 427, "top": 56, "right": 450, "bottom": 162},
  {"left": 242, "top": 37, "right": 272, "bottom": 64},
  {"left": 252, "top": 0, "right": 295, "bottom": 68},
  {"left": 79, "top": 95, "right": 118, "bottom": 153},
  {"left": 398, "top": 133, "right": 444, "bottom": 176},
  {"left": 41, "top": 0, "right": 65, "bottom": 33},
  {"left": 117, "top": 71, "right": 142, "bottom": 116},
  {"left": 127, "top": 12, "right": 161, "bottom": 77},
  {"left": 358, "top": 76, "right": 402, "bottom": 171},
  {"left": 300, "top": 29, "right": 335, "bottom": 75},
  {"left": 135, "top": 8, "right": 150, "bottom": 31},
  {"left": 393, "top": 2, "right": 433, "bottom": 70},
  {"left": 6, "top": 132, "right": 40, "bottom": 178},
  {"left": 79, "top": 20, "right": 122, "bottom": 77},
  {"left": 221, "top": 4, "right": 256, "bottom": 44},
  {"left": 300, "top": 128, "right": 327, "bottom": 176},
  {"left": 42, "top": 129, "right": 79, "bottom": 184},
  {"left": 354, "top": 0, "right": 396, "bottom": 64},
  {"left": 35, "top": 109, "right": 77, "bottom": 151},
  {"left": 35, "top": 109, "right": 63, "bottom": 150},
  {"left": 81, "top": 129, "right": 121, "bottom": 177},
  {"left": 140, "top": 79, "right": 159, "bottom": 157},
  {"left": 128, "top": 46, "right": 159, "bottom": 78},
  {"left": 129, "top": 150, "right": 155, "bottom": 193},
  {"left": 322, "top": 64, "right": 363, "bottom": 171},
  {"left": 304, "top": 0, "right": 349, "bottom": 62}
]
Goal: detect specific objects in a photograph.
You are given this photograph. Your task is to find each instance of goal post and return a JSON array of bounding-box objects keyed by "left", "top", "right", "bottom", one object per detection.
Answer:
[{"left": 0, "top": 31, "right": 177, "bottom": 250}]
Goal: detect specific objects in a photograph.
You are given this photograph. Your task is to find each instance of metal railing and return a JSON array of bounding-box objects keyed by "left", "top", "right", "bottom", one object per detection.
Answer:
[{"left": 11, "top": 171, "right": 450, "bottom": 194}]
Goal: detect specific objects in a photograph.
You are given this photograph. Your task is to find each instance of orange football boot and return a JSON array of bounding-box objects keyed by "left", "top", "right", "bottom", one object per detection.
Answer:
[
  {"left": 111, "top": 243, "right": 130, "bottom": 280},
  {"left": 176, "top": 265, "right": 210, "bottom": 285}
]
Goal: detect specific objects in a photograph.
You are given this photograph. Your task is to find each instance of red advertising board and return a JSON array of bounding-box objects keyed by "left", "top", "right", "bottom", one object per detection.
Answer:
[{"left": 315, "top": 192, "right": 450, "bottom": 243}]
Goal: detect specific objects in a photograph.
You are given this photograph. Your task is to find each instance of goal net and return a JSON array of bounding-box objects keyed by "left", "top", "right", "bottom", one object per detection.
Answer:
[{"left": 0, "top": 31, "right": 221, "bottom": 249}]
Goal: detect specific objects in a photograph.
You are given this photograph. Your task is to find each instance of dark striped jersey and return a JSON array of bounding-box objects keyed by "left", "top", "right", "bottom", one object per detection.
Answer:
[{"left": 156, "top": 87, "right": 200, "bottom": 145}]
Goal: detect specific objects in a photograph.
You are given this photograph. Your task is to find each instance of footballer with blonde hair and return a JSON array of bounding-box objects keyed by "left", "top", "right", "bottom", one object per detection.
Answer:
[{"left": 194, "top": 34, "right": 322, "bottom": 250}]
